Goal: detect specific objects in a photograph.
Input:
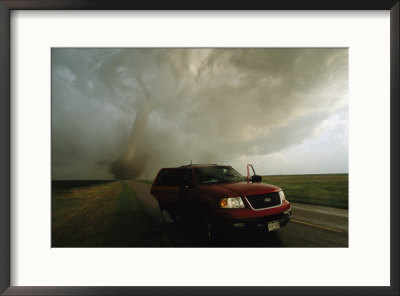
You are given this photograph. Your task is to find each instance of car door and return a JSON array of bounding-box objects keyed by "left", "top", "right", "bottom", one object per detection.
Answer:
[{"left": 179, "top": 169, "right": 200, "bottom": 218}]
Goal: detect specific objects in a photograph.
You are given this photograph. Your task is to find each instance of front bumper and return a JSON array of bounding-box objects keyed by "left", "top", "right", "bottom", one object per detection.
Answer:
[{"left": 222, "top": 208, "right": 292, "bottom": 230}]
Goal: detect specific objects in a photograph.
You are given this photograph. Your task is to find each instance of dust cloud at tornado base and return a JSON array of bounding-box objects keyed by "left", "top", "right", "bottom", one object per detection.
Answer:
[{"left": 51, "top": 48, "right": 348, "bottom": 180}]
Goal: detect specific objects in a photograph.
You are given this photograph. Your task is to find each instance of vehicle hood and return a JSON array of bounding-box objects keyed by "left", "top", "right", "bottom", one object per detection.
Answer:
[{"left": 202, "top": 181, "right": 280, "bottom": 197}]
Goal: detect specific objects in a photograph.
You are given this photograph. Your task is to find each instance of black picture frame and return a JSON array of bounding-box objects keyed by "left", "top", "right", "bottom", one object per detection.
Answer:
[{"left": 0, "top": 1, "right": 398, "bottom": 295}]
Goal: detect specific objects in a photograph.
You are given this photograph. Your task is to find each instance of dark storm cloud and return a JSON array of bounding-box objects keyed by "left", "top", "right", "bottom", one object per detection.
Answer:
[{"left": 51, "top": 48, "right": 348, "bottom": 179}]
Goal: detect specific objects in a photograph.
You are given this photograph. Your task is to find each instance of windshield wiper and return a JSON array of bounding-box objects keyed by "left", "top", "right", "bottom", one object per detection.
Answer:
[{"left": 224, "top": 173, "right": 246, "bottom": 180}]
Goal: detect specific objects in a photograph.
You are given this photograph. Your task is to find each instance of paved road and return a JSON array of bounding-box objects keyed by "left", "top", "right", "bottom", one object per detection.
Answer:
[{"left": 125, "top": 181, "right": 348, "bottom": 248}]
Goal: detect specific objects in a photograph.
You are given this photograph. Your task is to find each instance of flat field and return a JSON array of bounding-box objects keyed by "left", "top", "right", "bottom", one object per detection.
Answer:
[
  {"left": 52, "top": 174, "right": 348, "bottom": 247},
  {"left": 262, "top": 174, "right": 348, "bottom": 209},
  {"left": 52, "top": 180, "right": 171, "bottom": 247}
]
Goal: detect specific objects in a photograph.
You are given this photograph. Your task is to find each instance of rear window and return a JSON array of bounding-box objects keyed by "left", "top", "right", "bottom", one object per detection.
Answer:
[{"left": 154, "top": 169, "right": 185, "bottom": 186}]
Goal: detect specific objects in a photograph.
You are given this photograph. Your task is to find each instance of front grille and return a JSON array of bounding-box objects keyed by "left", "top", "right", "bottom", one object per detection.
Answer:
[{"left": 245, "top": 191, "right": 281, "bottom": 209}]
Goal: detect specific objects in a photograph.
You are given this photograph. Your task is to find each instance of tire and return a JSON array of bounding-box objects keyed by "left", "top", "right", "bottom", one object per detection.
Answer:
[
  {"left": 197, "top": 210, "right": 219, "bottom": 240},
  {"left": 159, "top": 208, "right": 174, "bottom": 224},
  {"left": 200, "top": 218, "right": 213, "bottom": 239}
]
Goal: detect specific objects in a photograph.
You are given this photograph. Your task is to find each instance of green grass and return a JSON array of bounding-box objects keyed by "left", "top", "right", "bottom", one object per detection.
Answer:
[
  {"left": 52, "top": 180, "right": 172, "bottom": 247},
  {"left": 262, "top": 174, "right": 348, "bottom": 209},
  {"left": 135, "top": 179, "right": 154, "bottom": 184},
  {"left": 102, "top": 182, "right": 168, "bottom": 247}
]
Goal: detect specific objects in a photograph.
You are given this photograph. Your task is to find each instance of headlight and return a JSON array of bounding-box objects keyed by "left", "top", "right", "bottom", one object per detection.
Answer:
[
  {"left": 220, "top": 197, "right": 245, "bottom": 208},
  {"left": 279, "top": 190, "right": 286, "bottom": 201}
]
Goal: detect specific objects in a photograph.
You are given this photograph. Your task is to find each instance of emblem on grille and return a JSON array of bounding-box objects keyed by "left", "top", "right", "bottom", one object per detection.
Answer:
[{"left": 264, "top": 197, "right": 272, "bottom": 203}]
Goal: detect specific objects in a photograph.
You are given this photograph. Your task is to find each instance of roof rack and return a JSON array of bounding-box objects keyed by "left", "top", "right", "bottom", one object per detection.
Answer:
[{"left": 180, "top": 164, "right": 219, "bottom": 167}]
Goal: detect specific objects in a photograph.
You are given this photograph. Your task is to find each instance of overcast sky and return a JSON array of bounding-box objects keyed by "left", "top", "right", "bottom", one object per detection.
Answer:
[{"left": 51, "top": 48, "right": 348, "bottom": 180}]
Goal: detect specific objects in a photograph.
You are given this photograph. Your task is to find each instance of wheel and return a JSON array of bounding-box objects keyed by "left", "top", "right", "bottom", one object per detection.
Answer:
[
  {"left": 197, "top": 212, "right": 220, "bottom": 240},
  {"left": 202, "top": 218, "right": 214, "bottom": 239},
  {"left": 159, "top": 209, "right": 174, "bottom": 224}
]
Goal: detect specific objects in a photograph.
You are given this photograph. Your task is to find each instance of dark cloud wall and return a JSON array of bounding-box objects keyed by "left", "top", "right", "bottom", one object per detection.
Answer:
[{"left": 51, "top": 48, "right": 348, "bottom": 180}]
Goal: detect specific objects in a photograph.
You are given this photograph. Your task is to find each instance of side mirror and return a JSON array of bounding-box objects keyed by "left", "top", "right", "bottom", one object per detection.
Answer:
[{"left": 251, "top": 175, "right": 262, "bottom": 183}]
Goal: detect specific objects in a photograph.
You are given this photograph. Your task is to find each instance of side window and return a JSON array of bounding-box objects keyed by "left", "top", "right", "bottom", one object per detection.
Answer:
[{"left": 154, "top": 169, "right": 184, "bottom": 186}]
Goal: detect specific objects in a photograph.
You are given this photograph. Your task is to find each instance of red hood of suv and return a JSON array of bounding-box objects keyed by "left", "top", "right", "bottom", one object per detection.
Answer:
[{"left": 202, "top": 181, "right": 280, "bottom": 197}]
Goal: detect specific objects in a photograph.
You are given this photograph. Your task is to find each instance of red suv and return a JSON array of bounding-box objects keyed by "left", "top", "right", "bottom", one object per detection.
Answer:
[{"left": 150, "top": 164, "right": 292, "bottom": 237}]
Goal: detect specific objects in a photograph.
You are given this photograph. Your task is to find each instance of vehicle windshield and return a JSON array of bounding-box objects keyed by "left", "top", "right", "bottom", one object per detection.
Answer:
[{"left": 194, "top": 166, "right": 246, "bottom": 184}]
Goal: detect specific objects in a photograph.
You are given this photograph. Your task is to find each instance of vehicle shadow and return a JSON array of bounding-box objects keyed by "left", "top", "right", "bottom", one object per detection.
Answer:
[{"left": 161, "top": 221, "right": 285, "bottom": 248}]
